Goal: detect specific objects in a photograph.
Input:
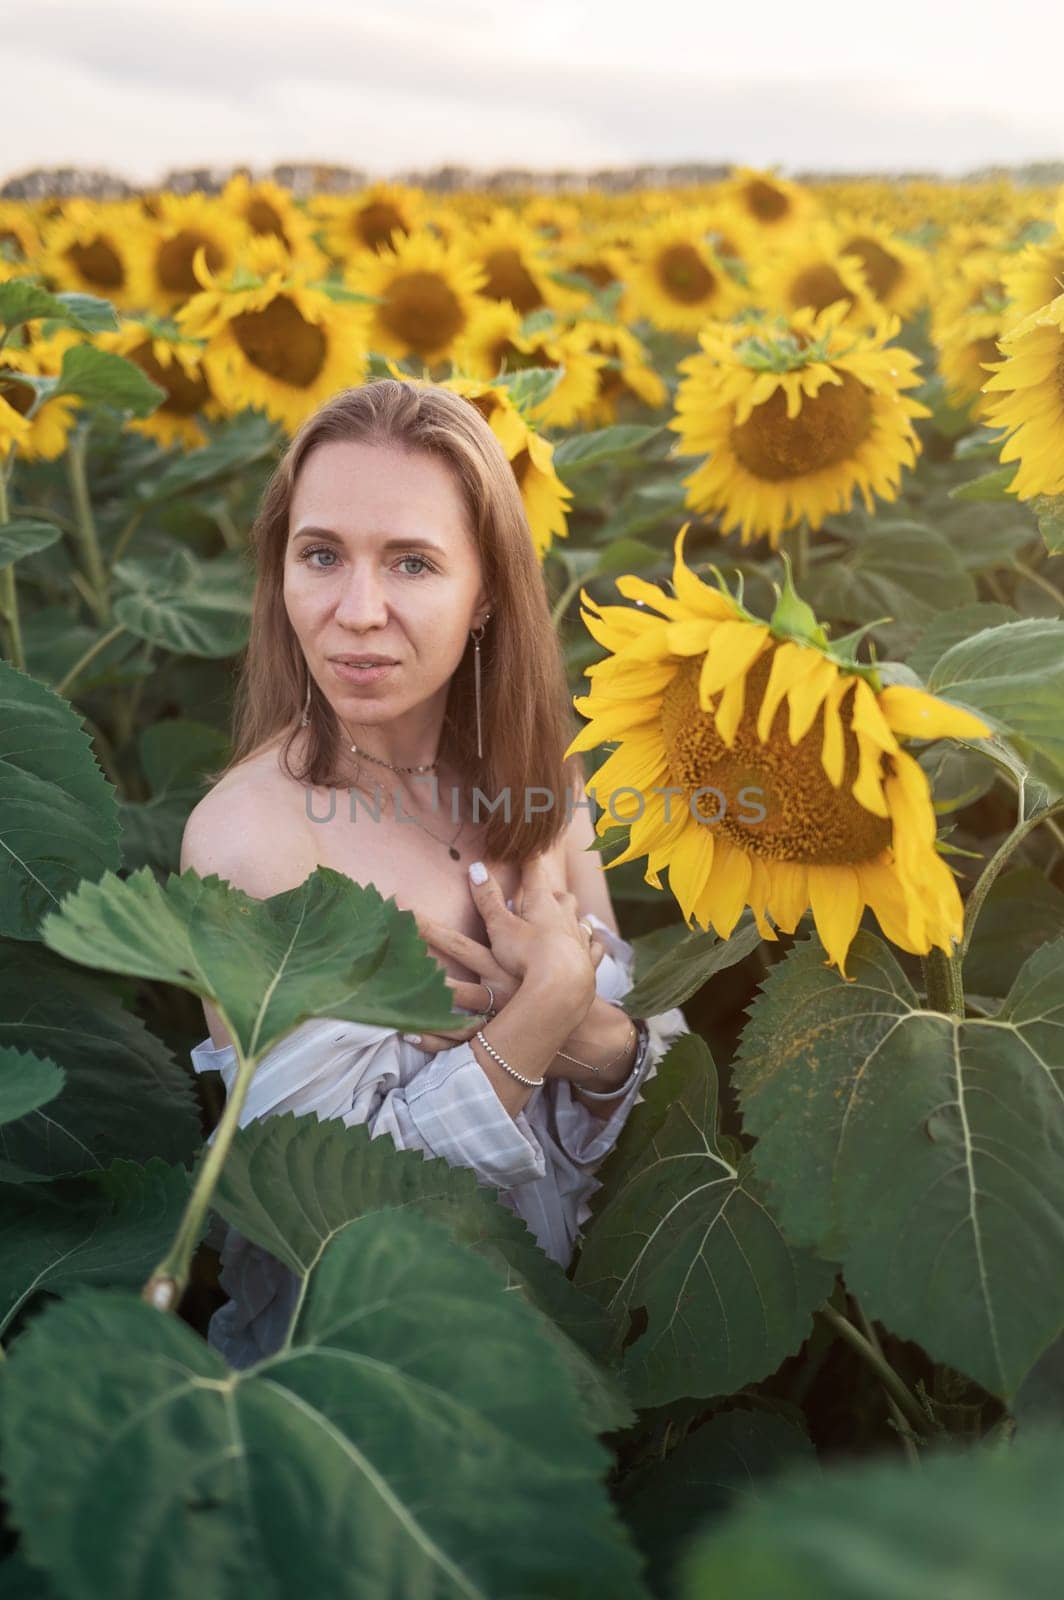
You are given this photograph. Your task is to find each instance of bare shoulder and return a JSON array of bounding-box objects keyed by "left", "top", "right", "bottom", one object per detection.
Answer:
[{"left": 180, "top": 739, "right": 317, "bottom": 902}]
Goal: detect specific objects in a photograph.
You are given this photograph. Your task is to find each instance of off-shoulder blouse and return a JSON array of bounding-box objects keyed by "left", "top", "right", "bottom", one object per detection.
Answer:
[{"left": 189, "top": 912, "right": 690, "bottom": 1369}]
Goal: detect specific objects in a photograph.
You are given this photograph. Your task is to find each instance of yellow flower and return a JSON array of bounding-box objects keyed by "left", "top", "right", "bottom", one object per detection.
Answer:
[
  {"left": 669, "top": 302, "right": 929, "bottom": 547},
  {"left": 720, "top": 167, "right": 817, "bottom": 237},
  {"left": 126, "top": 193, "right": 249, "bottom": 314},
  {"left": 1001, "top": 209, "right": 1064, "bottom": 320},
  {"left": 623, "top": 210, "right": 740, "bottom": 334},
  {"left": 836, "top": 218, "right": 931, "bottom": 319},
  {"left": 36, "top": 198, "right": 146, "bottom": 311},
  {"left": 313, "top": 182, "right": 426, "bottom": 257},
  {"left": 217, "top": 174, "right": 327, "bottom": 277},
  {"left": 461, "top": 211, "right": 577, "bottom": 316},
  {"left": 981, "top": 290, "right": 1064, "bottom": 498},
  {"left": 569, "top": 320, "right": 667, "bottom": 426},
  {"left": 97, "top": 319, "right": 220, "bottom": 450},
  {"left": 0, "top": 202, "right": 40, "bottom": 265},
  {"left": 347, "top": 230, "right": 486, "bottom": 365},
  {"left": 436, "top": 373, "right": 571, "bottom": 561},
  {"left": 451, "top": 302, "right": 604, "bottom": 427},
  {"left": 175, "top": 236, "right": 368, "bottom": 433},
  {"left": 565, "top": 526, "right": 992, "bottom": 980},
  {"left": 753, "top": 225, "right": 877, "bottom": 325},
  {"left": 0, "top": 338, "right": 81, "bottom": 461}
]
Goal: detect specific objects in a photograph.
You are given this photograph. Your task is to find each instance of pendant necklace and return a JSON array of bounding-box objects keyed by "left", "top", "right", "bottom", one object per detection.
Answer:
[{"left": 343, "top": 731, "right": 466, "bottom": 860}]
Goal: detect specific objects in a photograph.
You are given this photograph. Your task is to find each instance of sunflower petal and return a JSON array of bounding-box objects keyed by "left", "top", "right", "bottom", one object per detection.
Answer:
[
  {"left": 808, "top": 864, "right": 863, "bottom": 979},
  {"left": 878, "top": 685, "right": 992, "bottom": 742}
]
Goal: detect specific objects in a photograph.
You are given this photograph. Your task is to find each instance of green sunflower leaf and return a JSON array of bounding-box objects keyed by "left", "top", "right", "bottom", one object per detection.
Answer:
[
  {"left": 554, "top": 424, "right": 664, "bottom": 478},
  {"left": 111, "top": 545, "right": 254, "bottom": 657},
  {"left": 0, "top": 279, "right": 119, "bottom": 335},
  {"left": 0, "top": 660, "right": 122, "bottom": 940},
  {"left": 925, "top": 617, "right": 1064, "bottom": 795},
  {"left": 572, "top": 1032, "right": 836, "bottom": 1406},
  {"left": 0, "top": 519, "right": 63, "bottom": 571},
  {"left": 0, "top": 1211, "right": 649, "bottom": 1600},
  {"left": 54, "top": 344, "right": 166, "bottom": 417},
  {"left": 677, "top": 1423, "right": 1064, "bottom": 1598},
  {"left": 1032, "top": 493, "right": 1064, "bottom": 556},
  {"left": 948, "top": 464, "right": 1019, "bottom": 501},
  {"left": 734, "top": 930, "right": 1064, "bottom": 1400}
]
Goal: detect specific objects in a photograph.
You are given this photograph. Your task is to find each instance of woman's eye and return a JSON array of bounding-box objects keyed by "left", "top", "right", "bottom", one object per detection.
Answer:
[
  {"left": 299, "top": 546, "right": 337, "bottom": 569},
  {"left": 397, "top": 554, "right": 432, "bottom": 576}
]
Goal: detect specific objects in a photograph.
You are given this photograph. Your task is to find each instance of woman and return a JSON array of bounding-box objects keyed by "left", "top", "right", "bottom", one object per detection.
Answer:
[{"left": 181, "top": 378, "right": 688, "bottom": 1368}]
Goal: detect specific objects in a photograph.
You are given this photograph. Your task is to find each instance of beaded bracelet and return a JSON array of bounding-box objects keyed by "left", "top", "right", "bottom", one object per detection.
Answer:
[{"left": 473, "top": 1029, "right": 545, "bottom": 1088}]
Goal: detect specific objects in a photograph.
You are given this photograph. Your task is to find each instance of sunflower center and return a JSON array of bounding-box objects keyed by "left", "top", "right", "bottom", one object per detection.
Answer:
[
  {"left": 356, "top": 203, "right": 408, "bottom": 250},
  {"left": 843, "top": 235, "right": 902, "bottom": 300},
  {"left": 970, "top": 335, "right": 1003, "bottom": 378},
  {"left": 231, "top": 294, "right": 327, "bottom": 387},
  {"left": 789, "top": 263, "right": 854, "bottom": 313},
  {"left": 0, "top": 373, "right": 35, "bottom": 418},
  {"left": 156, "top": 230, "right": 225, "bottom": 295},
  {"left": 128, "top": 341, "right": 211, "bottom": 415},
  {"left": 379, "top": 271, "right": 465, "bottom": 356},
  {"left": 492, "top": 338, "right": 555, "bottom": 374},
  {"left": 730, "top": 370, "right": 873, "bottom": 481},
  {"left": 480, "top": 250, "right": 543, "bottom": 314},
  {"left": 744, "top": 181, "right": 789, "bottom": 222},
  {"left": 572, "top": 257, "right": 615, "bottom": 288},
  {"left": 246, "top": 199, "right": 290, "bottom": 248},
  {"left": 660, "top": 652, "right": 892, "bottom": 866},
  {"left": 657, "top": 244, "right": 716, "bottom": 304},
  {"left": 65, "top": 237, "right": 124, "bottom": 288}
]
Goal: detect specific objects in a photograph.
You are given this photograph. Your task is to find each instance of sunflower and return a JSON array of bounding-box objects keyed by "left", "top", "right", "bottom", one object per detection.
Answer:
[
  {"left": 347, "top": 230, "right": 486, "bottom": 366},
  {"left": 97, "top": 318, "right": 219, "bottom": 449},
  {"left": 217, "top": 174, "right": 327, "bottom": 277},
  {"left": 720, "top": 167, "right": 817, "bottom": 237},
  {"left": 0, "top": 338, "right": 81, "bottom": 461},
  {"left": 669, "top": 302, "right": 929, "bottom": 547},
  {"left": 623, "top": 211, "right": 739, "bottom": 334},
  {"left": 0, "top": 202, "right": 40, "bottom": 265},
  {"left": 314, "top": 182, "right": 426, "bottom": 258},
  {"left": 753, "top": 226, "right": 877, "bottom": 325},
  {"left": 564, "top": 526, "right": 992, "bottom": 980},
  {"left": 569, "top": 320, "right": 667, "bottom": 426},
  {"left": 461, "top": 211, "right": 578, "bottom": 316},
  {"left": 434, "top": 373, "right": 571, "bottom": 561},
  {"left": 936, "top": 311, "right": 1008, "bottom": 420},
  {"left": 980, "top": 290, "right": 1064, "bottom": 498},
  {"left": 451, "top": 302, "right": 604, "bottom": 427},
  {"left": 35, "top": 198, "right": 146, "bottom": 311},
  {"left": 1001, "top": 201, "right": 1064, "bottom": 320},
  {"left": 175, "top": 235, "right": 368, "bottom": 433},
  {"left": 125, "top": 193, "right": 249, "bottom": 314},
  {"left": 835, "top": 217, "right": 931, "bottom": 319}
]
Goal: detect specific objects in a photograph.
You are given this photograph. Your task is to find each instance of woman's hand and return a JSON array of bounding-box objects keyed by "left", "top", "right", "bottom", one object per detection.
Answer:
[{"left": 470, "top": 856, "right": 603, "bottom": 1001}]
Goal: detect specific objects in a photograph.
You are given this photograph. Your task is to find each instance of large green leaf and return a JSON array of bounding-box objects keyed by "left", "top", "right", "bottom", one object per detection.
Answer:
[
  {"left": 925, "top": 618, "right": 1064, "bottom": 794},
  {"left": 0, "top": 519, "right": 63, "bottom": 571},
  {"left": 54, "top": 343, "right": 165, "bottom": 416},
  {"left": 212, "top": 1111, "right": 635, "bottom": 1435},
  {"left": 0, "top": 280, "right": 118, "bottom": 335},
  {"left": 572, "top": 1034, "right": 835, "bottom": 1406},
  {"left": 0, "top": 661, "right": 122, "bottom": 940},
  {"left": 0, "top": 1211, "right": 651, "bottom": 1600},
  {"left": 906, "top": 600, "right": 1021, "bottom": 681},
  {"left": 120, "top": 719, "right": 230, "bottom": 871},
  {"left": 1033, "top": 493, "right": 1064, "bottom": 556},
  {"left": 0, "top": 939, "right": 201, "bottom": 1175},
  {"left": 0, "top": 1158, "right": 192, "bottom": 1340},
  {"left": 678, "top": 1426, "right": 1064, "bottom": 1598},
  {"left": 963, "top": 867, "right": 1064, "bottom": 999},
  {"left": 554, "top": 424, "right": 664, "bottom": 478},
  {"left": 40, "top": 865, "right": 468, "bottom": 1062},
  {"left": 734, "top": 931, "right": 1064, "bottom": 1399},
  {"left": 803, "top": 520, "right": 977, "bottom": 637},
  {"left": 622, "top": 913, "right": 764, "bottom": 1015},
  {"left": 0, "top": 1046, "right": 64, "bottom": 1130},
  {"left": 620, "top": 1409, "right": 817, "bottom": 1598},
  {"left": 112, "top": 545, "right": 254, "bottom": 657},
  {"left": 142, "top": 411, "right": 279, "bottom": 503}
]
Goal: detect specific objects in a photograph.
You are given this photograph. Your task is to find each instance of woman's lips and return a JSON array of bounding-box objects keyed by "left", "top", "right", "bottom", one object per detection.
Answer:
[{"left": 331, "top": 660, "right": 397, "bottom": 684}]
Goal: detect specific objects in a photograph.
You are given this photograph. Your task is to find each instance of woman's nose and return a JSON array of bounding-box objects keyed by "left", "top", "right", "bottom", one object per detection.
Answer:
[{"left": 334, "top": 567, "right": 388, "bottom": 628}]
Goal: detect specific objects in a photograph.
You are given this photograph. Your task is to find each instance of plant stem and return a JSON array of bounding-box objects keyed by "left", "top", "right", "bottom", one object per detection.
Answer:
[
  {"left": 817, "top": 1300, "right": 930, "bottom": 1438},
  {"left": 0, "top": 449, "right": 26, "bottom": 670},
  {"left": 550, "top": 573, "right": 585, "bottom": 629},
  {"left": 67, "top": 424, "right": 110, "bottom": 625},
  {"left": 109, "top": 506, "right": 144, "bottom": 569},
  {"left": 959, "top": 798, "right": 1064, "bottom": 962},
  {"left": 789, "top": 519, "right": 809, "bottom": 586},
  {"left": 851, "top": 1297, "right": 921, "bottom": 1465},
  {"left": 54, "top": 623, "right": 127, "bottom": 698},
  {"left": 142, "top": 1019, "right": 262, "bottom": 1311},
  {"left": 922, "top": 945, "right": 965, "bottom": 1016},
  {"left": 1011, "top": 559, "right": 1064, "bottom": 612}
]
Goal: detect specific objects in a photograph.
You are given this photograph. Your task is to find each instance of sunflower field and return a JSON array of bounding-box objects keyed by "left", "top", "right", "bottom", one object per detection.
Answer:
[{"left": 1, "top": 168, "right": 1064, "bottom": 1596}]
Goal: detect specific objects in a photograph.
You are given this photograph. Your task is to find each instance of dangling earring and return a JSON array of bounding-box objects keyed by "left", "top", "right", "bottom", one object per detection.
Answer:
[
  {"left": 470, "top": 613, "right": 491, "bottom": 758},
  {"left": 300, "top": 667, "right": 312, "bottom": 728}
]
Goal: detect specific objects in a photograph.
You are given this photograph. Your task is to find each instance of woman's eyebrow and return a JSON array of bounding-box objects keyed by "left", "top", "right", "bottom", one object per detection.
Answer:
[{"left": 291, "top": 525, "right": 447, "bottom": 555}]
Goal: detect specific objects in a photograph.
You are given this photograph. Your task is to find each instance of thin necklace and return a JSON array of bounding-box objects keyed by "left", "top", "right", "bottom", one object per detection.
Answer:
[{"left": 338, "top": 718, "right": 467, "bottom": 860}]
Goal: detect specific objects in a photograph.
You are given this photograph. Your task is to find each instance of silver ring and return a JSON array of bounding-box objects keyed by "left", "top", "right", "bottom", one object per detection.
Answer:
[
  {"left": 481, "top": 981, "right": 497, "bottom": 1017},
  {"left": 578, "top": 918, "right": 594, "bottom": 941}
]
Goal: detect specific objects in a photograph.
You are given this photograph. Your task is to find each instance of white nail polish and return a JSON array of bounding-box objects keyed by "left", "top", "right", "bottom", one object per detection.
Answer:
[
  {"left": 469, "top": 861, "right": 488, "bottom": 884},
  {"left": 400, "top": 1033, "right": 422, "bottom": 1046}
]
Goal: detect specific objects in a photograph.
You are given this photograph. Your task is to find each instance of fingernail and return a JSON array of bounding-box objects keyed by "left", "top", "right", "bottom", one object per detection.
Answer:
[
  {"left": 400, "top": 1032, "right": 422, "bottom": 1046},
  {"left": 468, "top": 861, "right": 488, "bottom": 884},
  {"left": 505, "top": 897, "right": 514, "bottom": 910}
]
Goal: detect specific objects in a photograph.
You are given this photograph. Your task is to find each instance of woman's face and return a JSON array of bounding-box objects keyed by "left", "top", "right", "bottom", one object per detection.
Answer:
[{"left": 284, "top": 438, "right": 490, "bottom": 729}]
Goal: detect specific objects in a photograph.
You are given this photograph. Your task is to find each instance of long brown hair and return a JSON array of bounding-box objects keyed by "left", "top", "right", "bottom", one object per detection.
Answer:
[{"left": 208, "top": 379, "right": 585, "bottom": 863}]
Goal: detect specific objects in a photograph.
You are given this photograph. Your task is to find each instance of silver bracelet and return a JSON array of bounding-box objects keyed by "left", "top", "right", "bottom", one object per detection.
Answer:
[
  {"left": 575, "top": 1018, "right": 649, "bottom": 1100},
  {"left": 474, "top": 1029, "right": 545, "bottom": 1088}
]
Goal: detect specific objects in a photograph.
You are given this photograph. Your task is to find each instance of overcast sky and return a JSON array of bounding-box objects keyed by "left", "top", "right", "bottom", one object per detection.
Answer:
[{"left": 4, "top": 0, "right": 1063, "bottom": 185}]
